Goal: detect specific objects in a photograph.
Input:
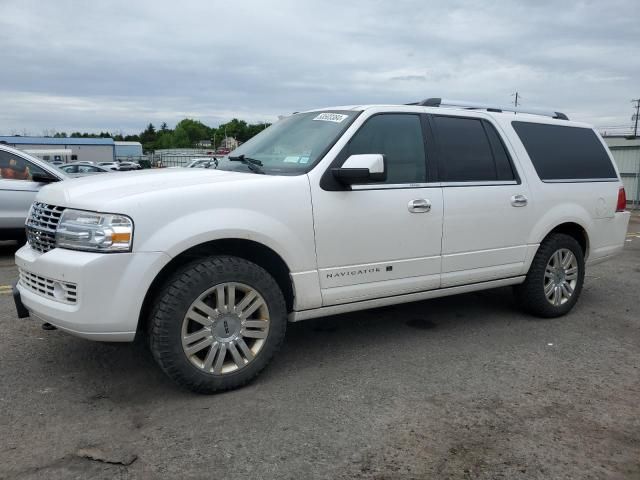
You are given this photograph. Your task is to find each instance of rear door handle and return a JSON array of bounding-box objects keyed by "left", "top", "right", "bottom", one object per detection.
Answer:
[
  {"left": 408, "top": 199, "right": 431, "bottom": 213},
  {"left": 511, "top": 194, "right": 528, "bottom": 207}
]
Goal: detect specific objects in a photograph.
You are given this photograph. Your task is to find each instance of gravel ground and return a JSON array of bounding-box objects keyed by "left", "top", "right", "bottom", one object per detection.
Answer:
[{"left": 0, "top": 217, "right": 639, "bottom": 479}]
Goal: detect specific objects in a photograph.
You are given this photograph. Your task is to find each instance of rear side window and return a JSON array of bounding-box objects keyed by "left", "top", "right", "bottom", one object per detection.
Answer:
[
  {"left": 432, "top": 116, "right": 515, "bottom": 182},
  {"left": 512, "top": 122, "right": 617, "bottom": 181}
]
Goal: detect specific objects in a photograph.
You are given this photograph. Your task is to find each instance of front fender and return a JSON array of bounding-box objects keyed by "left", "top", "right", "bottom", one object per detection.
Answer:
[{"left": 135, "top": 207, "right": 316, "bottom": 273}]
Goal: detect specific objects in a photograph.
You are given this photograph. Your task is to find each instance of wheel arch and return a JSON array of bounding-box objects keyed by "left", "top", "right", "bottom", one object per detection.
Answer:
[
  {"left": 137, "top": 238, "right": 295, "bottom": 338},
  {"left": 540, "top": 222, "right": 589, "bottom": 258}
]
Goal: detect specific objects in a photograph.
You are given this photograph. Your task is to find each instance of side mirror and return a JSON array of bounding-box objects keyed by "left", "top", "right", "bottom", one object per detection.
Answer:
[
  {"left": 32, "top": 172, "right": 60, "bottom": 183},
  {"left": 331, "top": 154, "right": 386, "bottom": 185}
]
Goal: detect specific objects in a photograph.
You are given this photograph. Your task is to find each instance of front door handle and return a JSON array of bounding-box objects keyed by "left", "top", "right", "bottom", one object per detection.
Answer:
[
  {"left": 408, "top": 199, "right": 431, "bottom": 213},
  {"left": 511, "top": 194, "right": 528, "bottom": 207}
]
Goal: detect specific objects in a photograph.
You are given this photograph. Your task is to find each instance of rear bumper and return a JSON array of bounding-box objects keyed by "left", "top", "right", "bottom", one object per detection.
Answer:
[
  {"left": 15, "top": 245, "right": 170, "bottom": 342},
  {"left": 587, "top": 211, "right": 631, "bottom": 265}
]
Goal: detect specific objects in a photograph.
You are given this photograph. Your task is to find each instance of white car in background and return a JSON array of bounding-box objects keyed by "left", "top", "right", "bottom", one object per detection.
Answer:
[
  {"left": 0, "top": 144, "right": 67, "bottom": 241},
  {"left": 118, "top": 161, "right": 142, "bottom": 171},
  {"left": 98, "top": 162, "right": 120, "bottom": 171}
]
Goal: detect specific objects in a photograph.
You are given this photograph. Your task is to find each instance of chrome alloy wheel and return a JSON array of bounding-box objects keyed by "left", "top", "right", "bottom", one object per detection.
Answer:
[
  {"left": 544, "top": 248, "right": 579, "bottom": 306},
  {"left": 181, "top": 282, "right": 270, "bottom": 375}
]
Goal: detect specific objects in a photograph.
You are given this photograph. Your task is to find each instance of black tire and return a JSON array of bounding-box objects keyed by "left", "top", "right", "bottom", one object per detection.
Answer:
[
  {"left": 514, "top": 233, "right": 585, "bottom": 318},
  {"left": 149, "top": 255, "right": 287, "bottom": 393}
]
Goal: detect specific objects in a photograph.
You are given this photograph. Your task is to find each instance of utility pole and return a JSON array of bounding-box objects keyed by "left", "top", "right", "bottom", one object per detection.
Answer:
[
  {"left": 512, "top": 91, "right": 520, "bottom": 107},
  {"left": 632, "top": 98, "right": 640, "bottom": 138}
]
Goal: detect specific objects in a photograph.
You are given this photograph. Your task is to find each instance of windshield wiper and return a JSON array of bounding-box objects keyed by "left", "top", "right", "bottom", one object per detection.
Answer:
[{"left": 228, "top": 154, "right": 264, "bottom": 174}]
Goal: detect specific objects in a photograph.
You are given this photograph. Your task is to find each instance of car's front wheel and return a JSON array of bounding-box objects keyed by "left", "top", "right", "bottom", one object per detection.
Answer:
[
  {"left": 149, "top": 255, "right": 287, "bottom": 393},
  {"left": 514, "top": 233, "right": 585, "bottom": 318}
]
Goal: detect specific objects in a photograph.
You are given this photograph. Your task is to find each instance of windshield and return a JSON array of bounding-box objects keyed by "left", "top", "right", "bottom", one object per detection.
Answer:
[{"left": 216, "top": 110, "right": 359, "bottom": 175}]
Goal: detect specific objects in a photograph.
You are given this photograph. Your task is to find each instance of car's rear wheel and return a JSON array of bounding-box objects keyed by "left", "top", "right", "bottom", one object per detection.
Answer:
[
  {"left": 514, "top": 233, "right": 585, "bottom": 318},
  {"left": 149, "top": 255, "right": 287, "bottom": 393}
]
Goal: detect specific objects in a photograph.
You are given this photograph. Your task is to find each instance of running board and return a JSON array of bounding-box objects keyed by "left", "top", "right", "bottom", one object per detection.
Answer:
[{"left": 288, "top": 276, "right": 525, "bottom": 322}]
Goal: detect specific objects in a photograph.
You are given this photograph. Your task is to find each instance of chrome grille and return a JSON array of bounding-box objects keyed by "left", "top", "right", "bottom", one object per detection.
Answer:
[
  {"left": 26, "top": 202, "right": 65, "bottom": 253},
  {"left": 18, "top": 268, "right": 78, "bottom": 304}
]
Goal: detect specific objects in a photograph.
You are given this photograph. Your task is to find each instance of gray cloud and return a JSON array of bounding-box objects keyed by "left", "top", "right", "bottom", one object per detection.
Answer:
[{"left": 0, "top": 0, "right": 638, "bottom": 134}]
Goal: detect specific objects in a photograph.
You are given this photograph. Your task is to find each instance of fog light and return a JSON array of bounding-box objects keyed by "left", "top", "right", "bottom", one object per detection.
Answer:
[{"left": 52, "top": 282, "right": 66, "bottom": 301}]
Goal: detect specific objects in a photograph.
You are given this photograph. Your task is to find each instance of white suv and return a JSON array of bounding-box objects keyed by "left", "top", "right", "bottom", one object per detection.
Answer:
[{"left": 13, "top": 98, "right": 630, "bottom": 393}]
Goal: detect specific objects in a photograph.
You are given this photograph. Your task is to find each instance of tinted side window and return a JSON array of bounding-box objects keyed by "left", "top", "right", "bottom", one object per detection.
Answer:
[
  {"left": 512, "top": 122, "right": 617, "bottom": 181},
  {"left": 484, "top": 122, "right": 515, "bottom": 181},
  {"left": 433, "top": 116, "right": 513, "bottom": 182},
  {"left": 347, "top": 114, "right": 426, "bottom": 184}
]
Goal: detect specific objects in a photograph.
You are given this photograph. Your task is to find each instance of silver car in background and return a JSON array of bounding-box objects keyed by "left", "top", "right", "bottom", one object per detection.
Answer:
[
  {"left": 184, "top": 158, "right": 219, "bottom": 169},
  {"left": 59, "top": 162, "right": 112, "bottom": 176},
  {"left": 0, "top": 144, "right": 67, "bottom": 241},
  {"left": 98, "top": 161, "right": 120, "bottom": 171}
]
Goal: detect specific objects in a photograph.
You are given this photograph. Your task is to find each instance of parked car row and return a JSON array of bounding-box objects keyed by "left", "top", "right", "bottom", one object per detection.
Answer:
[
  {"left": 42, "top": 159, "right": 142, "bottom": 172},
  {"left": 100, "top": 160, "right": 142, "bottom": 171},
  {"left": 58, "top": 163, "right": 112, "bottom": 175},
  {"left": 184, "top": 158, "right": 219, "bottom": 169}
]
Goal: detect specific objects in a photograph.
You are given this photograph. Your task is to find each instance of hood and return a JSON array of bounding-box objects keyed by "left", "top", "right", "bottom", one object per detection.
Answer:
[{"left": 36, "top": 168, "right": 260, "bottom": 210}]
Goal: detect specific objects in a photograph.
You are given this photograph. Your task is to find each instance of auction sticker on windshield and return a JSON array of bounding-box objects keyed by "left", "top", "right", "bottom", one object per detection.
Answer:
[{"left": 313, "top": 113, "right": 349, "bottom": 123}]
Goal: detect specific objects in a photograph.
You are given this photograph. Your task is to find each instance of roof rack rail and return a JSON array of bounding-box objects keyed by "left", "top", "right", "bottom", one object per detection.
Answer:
[{"left": 407, "top": 97, "right": 569, "bottom": 120}]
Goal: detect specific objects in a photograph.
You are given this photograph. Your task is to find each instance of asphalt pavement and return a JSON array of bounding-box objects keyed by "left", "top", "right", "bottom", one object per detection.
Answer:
[{"left": 0, "top": 218, "right": 639, "bottom": 479}]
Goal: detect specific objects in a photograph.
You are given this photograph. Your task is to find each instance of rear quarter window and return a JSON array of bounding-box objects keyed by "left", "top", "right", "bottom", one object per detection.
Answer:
[{"left": 512, "top": 121, "right": 617, "bottom": 181}]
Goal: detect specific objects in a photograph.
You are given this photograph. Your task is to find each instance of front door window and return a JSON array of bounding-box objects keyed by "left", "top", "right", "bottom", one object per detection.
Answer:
[{"left": 0, "top": 151, "right": 46, "bottom": 181}]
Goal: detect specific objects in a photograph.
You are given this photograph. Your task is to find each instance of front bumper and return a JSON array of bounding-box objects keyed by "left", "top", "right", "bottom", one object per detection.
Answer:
[
  {"left": 15, "top": 245, "right": 170, "bottom": 342},
  {"left": 12, "top": 280, "right": 29, "bottom": 319}
]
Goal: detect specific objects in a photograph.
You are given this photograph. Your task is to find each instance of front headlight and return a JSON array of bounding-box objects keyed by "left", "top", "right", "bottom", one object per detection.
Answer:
[{"left": 55, "top": 209, "right": 134, "bottom": 252}]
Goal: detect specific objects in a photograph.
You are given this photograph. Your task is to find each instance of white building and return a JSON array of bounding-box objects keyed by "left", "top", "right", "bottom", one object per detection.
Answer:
[
  {"left": 604, "top": 136, "right": 640, "bottom": 206},
  {"left": 0, "top": 136, "right": 115, "bottom": 163},
  {"left": 22, "top": 149, "right": 74, "bottom": 163},
  {"left": 115, "top": 141, "right": 143, "bottom": 158},
  {"left": 220, "top": 137, "right": 239, "bottom": 150}
]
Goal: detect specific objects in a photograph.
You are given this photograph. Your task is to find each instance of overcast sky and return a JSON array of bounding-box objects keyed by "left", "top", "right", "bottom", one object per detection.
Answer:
[{"left": 1, "top": 0, "right": 638, "bottom": 135}]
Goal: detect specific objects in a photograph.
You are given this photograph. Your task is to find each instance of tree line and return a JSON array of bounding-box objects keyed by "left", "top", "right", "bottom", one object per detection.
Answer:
[{"left": 50, "top": 118, "right": 271, "bottom": 151}]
